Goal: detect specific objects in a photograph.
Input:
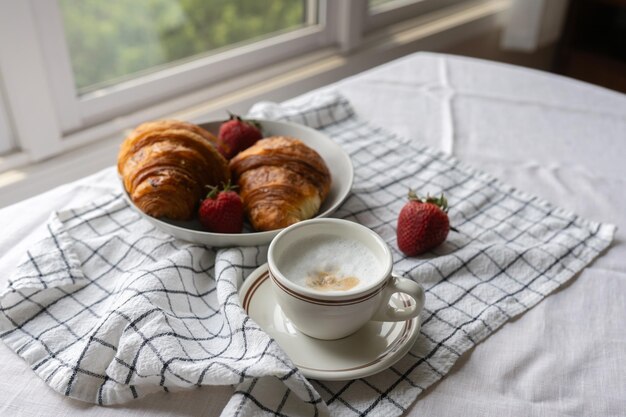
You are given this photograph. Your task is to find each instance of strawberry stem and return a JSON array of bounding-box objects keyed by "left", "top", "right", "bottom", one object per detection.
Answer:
[
  {"left": 205, "top": 185, "right": 219, "bottom": 199},
  {"left": 205, "top": 180, "right": 238, "bottom": 199},
  {"left": 408, "top": 189, "right": 421, "bottom": 202},
  {"left": 425, "top": 193, "right": 448, "bottom": 212},
  {"left": 225, "top": 111, "right": 261, "bottom": 131},
  {"left": 221, "top": 180, "right": 238, "bottom": 193},
  {"left": 408, "top": 189, "right": 451, "bottom": 212}
]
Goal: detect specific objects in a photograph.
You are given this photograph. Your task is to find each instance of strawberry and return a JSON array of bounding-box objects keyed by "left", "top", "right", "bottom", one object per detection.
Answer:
[
  {"left": 217, "top": 113, "right": 263, "bottom": 159},
  {"left": 397, "top": 190, "right": 453, "bottom": 256},
  {"left": 198, "top": 182, "right": 244, "bottom": 233}
]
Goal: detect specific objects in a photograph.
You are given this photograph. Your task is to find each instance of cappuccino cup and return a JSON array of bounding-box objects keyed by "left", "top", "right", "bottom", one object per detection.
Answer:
[{"left": 267, "top": 218, "right": 425, "bottom": 340}]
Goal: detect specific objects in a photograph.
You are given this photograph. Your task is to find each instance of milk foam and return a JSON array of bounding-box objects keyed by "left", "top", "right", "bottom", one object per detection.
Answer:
[{"left": 279, "top": 234, "right": 382, "bottom": 292}]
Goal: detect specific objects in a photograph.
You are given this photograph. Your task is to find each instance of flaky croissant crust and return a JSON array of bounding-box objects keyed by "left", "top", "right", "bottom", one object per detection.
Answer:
[
  {"left": 230, "top": 136, "right": 331, "bottom": 198},
  {"left": 118, "top": 120, "right": 229, "bottom": 220},
  {"left": 229, "top": 136, "right": 331, "bottom": 231}
]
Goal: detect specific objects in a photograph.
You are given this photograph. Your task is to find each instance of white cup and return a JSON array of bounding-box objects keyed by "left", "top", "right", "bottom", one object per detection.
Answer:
[{"left": 267, "top": 218, "right": 425, "bottom": 340}]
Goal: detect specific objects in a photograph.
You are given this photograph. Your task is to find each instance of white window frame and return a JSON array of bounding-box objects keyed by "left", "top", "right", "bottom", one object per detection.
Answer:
[
  {"left": 366, "top": 0, "right": 470, "bottom": 32},
  {"left": 0, "top": 0, "right": 473, "bottom": 166}
]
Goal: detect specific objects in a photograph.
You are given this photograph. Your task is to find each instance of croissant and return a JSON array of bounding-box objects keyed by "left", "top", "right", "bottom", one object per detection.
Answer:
[
  {"left": 118, "top": 120, "right": 230, "bottom": 220},
  {"left": 229, "top": 136, "right": 331, "bottom": 231}
]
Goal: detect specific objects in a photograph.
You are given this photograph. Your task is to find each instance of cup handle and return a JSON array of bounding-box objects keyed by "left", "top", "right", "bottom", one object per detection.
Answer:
[{"left": 371, "top": 273, "right": 425, "bottom": 322}]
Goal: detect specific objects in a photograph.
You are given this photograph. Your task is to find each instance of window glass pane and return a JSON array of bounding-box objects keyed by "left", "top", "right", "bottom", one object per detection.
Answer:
[{"left": 59, "top": 0, "right": 314, "bottom": 94}]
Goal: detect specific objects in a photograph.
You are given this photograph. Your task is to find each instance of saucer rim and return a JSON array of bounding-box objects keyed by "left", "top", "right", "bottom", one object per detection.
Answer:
[{"left": 239, "top": 263, "right": 421, "bottom": 381}]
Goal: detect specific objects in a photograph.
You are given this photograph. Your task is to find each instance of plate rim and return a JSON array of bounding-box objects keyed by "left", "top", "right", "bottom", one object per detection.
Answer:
[{"left": 121, "top": 118, "right": 354, "bottom": 247}]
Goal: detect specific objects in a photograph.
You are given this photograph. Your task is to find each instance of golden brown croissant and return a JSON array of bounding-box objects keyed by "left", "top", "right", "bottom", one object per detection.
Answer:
[
  {"left": 118, "top": 120, "right": 230, "bottom": 220},
  {"left": 229, "top": 136, "right": 331, "bottom": 231}
]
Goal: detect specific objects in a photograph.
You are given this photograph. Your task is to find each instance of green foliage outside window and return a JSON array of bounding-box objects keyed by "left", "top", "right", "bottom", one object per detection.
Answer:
[{"left": 60, "top": 0, "right": 307, "bottom": 93}]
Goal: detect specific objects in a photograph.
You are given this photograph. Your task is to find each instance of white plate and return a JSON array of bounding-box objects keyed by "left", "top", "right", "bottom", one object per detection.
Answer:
[
  {"left": 239, "top": 264, "right": 421, "bottom": 381},
  {"left": 122, "top": 119, "right": 353, "bottom": 247}
]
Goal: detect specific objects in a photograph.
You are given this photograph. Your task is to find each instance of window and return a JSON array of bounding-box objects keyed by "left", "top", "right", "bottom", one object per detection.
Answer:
[
  {"left": 59, "top": 1, "right": 318, "bottom": 95},
  {"left": 0, "top": 0, "right": 472, "bottom": 166},
  {"left": 35, "top": 0, "right": 333, "bottom": 134}
]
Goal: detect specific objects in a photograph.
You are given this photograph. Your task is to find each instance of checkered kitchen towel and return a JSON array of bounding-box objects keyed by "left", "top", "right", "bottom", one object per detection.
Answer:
[{"left": 0, "top": 92, "right": 615, "bottom": 416}]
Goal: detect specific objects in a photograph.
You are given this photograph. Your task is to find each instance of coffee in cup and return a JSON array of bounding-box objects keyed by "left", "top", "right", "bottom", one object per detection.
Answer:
[
  {"left": 268, "top": 218, "right": 425, "bottom": 340},
  {"left": 279, "top": 234, "right": 382, "bottom": 293}
]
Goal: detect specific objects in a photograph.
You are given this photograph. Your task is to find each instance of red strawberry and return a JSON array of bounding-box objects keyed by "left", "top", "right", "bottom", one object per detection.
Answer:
[
  {"left": 198, "top": 182, "right": 244, "bottom": 233},
  {"left": 397, "top": 190, "right": 452, "bottom": 256},
  {"left": 217, "top": 113, "right": 263, "bottom": 159}
]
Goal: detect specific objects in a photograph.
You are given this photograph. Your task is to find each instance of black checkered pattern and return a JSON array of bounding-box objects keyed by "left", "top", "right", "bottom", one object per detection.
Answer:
[{"left": 0, "top": 93, "right": 614, "bottom": 417}]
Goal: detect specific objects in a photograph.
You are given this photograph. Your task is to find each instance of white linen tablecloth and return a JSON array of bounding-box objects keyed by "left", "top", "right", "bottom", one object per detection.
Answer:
[{"left": 0, "top": 53, "right": 624, "bottom": 416}]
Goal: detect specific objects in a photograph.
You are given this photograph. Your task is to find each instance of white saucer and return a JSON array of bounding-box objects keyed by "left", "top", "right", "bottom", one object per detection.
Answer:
[{"left": 239, "top": 264, "right": 421, "bottom": 381}]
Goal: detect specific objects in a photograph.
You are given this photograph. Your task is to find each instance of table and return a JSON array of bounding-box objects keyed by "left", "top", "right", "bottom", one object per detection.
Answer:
[{"left": 1, "top": 52, "right": 624, "bottom": 416}]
